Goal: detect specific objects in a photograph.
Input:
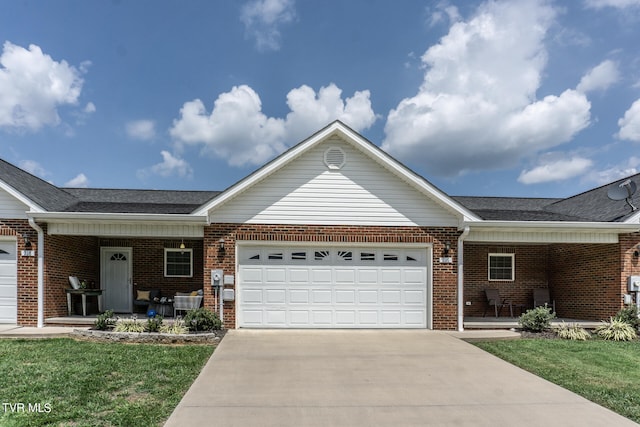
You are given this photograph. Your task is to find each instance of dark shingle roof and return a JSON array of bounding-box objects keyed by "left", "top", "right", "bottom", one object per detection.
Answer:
[
  {"left": 62, "top": 188, "right": 220, "bottom": 214},
  {"left": 0, "top": 159, "right": 78, "bottom": 211}
]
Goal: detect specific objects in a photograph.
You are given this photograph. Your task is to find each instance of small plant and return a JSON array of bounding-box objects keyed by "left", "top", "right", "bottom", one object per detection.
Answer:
[
  {"left": 145, "top": 315, "right": 164, "bottom": 332},
  {"left": 114, "top": 318, "right": 146, "bottom": 333},
  {"left": 159, "top": 317, "right": 189, "bottom": 334},
  {"left": 595, "top": 318, "right": 638, "bottom": 341},
  {"left": 518, "top": 305, "right": 556, "bottom": 332},
  {"left": 556, "top": 322, "right": 590, "bottom": 341},
  {"left": 94, "top": 310, "right": 116, "bottom": 330},
  {"left": 614, "top": 304, "right": 640, "bottom": 330},
  {"left": 183, "top": 307, "right": 222, "bottom": 332}
]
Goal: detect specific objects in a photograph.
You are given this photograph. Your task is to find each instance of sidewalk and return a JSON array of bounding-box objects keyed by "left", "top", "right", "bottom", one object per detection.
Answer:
[{"left": 0, "top": 324, "right": 87, "bottom": 338}]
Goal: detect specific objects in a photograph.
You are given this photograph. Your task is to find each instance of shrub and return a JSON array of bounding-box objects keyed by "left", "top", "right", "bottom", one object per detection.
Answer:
[
  {"left": 114, "top": 318, "right": 146, "bottom": 333},
  {"left": 184, "top": 307, "right": 222, "bottom": 332},
  {"left": 614, "top": 304, "right": 640, "bottom": 330},
  {"left": 595, "top": 318, "right": 638, "bottom": 341},
  {"left": 160, "top": 318, "right": 189, "bottom": 335},
  {"left": 145, "top": 316, "right": 164, "bottom": 332},
  {"left": 518, "top": 305, "right": 556, "bottom": 332},
  {"left": 556, "top": 322, "right": 590, "bottom": 341},
  {"left": 94, "top": 310, "right": 116, "bottom": 330}
]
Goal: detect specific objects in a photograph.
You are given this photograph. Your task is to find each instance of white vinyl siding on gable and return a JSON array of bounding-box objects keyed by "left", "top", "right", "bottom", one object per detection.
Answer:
[
  {"left": 211, "top": 138, "right": 458, "bottom": 227},
  {"left": 0, "top": 190, "right": 29, "bottom": 219}
]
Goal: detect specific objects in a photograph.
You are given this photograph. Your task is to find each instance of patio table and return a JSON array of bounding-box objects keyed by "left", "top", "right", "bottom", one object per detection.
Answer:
[{"left": 65, "top": 288, "right": 104, "bottom": 316}]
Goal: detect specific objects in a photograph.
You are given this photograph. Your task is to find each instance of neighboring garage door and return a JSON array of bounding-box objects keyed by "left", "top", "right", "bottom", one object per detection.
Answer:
[
  {"left": 0, "top": 240, "right": 17, "bottom": 324},
  {"left": 238, "top": 245, "right": 429, "bottom": 328}
]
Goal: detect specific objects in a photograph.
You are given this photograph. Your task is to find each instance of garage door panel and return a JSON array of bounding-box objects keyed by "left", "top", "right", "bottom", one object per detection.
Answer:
[
  {"left": 265, "top": 268, "right": 286, "bottom": 283},
  {"left": 289, "top": 289, "right": 309, "bottom": 304},
  {"left": 242, "top": 289, "right": 263, "bottom": 304},
  {"left": 336, "top": 310, "right": 356, "bottom": 325},
  {"left": 312, "top": 290, "right": 332, "bottom": 304},
  {"left": 238, "top": 246, "right": 428, "bottom": 328},
  {"left": 289, "top": 268, "right": 309, "bottom": 283},
  {"left": 335, "top": 289, "right": 355, "bottom": 304},
  {"left": 0, "top": 246, "right": 17, "bottom": 324},
  {"left": 265, "top": 289, "right": 286, "bottom": 304}
]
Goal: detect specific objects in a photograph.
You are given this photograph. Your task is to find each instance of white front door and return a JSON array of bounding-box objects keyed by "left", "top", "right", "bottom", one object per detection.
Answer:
[
  {"left": 101, "top": 247, "right": 132, "bottom": 313},
  {"left": 238, "top": 245, "right": 430, "bottom": 328},
  {"left": 0, "top": 240, "right": 17, "bottom": 324}
]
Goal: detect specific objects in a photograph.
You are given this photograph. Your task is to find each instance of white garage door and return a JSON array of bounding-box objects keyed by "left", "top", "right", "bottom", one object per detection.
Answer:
[
  {"left": 238, "top": 246, "right": 429, "bottom": 328},
  {"left": 0, "top": 241, "right": 17, "bottom": 324}
]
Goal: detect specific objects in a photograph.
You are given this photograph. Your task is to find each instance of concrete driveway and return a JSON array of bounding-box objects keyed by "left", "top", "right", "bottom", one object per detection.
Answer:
[{"left": 164, "top": 330, "right": 637, "bottom": 427}]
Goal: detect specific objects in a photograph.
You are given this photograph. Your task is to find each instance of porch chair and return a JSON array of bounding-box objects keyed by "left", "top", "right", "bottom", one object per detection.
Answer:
[
  {"left": 533, "top": 288, "right": 556, "bottom": 313},
  {"left": 173, "top": 294, "right": 203, "bottom": 317},
  {"left": 133, "top": 289, "right": 161, "bottom": 313},
  {"left": 483, "top": 289, "right": 513, "bottom": 317}
]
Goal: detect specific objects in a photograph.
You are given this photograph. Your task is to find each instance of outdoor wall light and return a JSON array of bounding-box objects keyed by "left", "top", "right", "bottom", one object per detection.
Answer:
[
  {"left": 634, "top": 244, "right": 640, "bottom": 257},
  {"left": 179, "top": 239, "right": 186, "bottom": 250},
  {"left": 443, "top": 241, "right": 451, "bottom": 257},
  {"left": 218, "top": 238, "right": 225, "bottom": 252},
  {"left": 22, "top": 233, "right": 32, "bottom": 249}
]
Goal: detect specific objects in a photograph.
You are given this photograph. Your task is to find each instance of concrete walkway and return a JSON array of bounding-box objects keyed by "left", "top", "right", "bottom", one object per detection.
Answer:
[
  {"left": 164, "top": 329, "right": 637, "bottom": 427},
  {"left": 0, "top": 324, "right": 85, "bottom": 338}
]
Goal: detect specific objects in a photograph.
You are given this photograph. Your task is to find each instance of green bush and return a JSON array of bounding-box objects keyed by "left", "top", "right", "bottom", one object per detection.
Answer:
[
  {"left": 159, "top": 318, "right": 189, "bottom": 334},
  {"left": 114, "top": 318, "right": 146, "bottom": 333},
  {"left": 94, "top": 310, "right": 116, "bottom": 330},
  {"left": 614, "top": 304, "right": 640, "bottom": 330},
  {"left": 556, "top": 322, "right": 590, "bottom": 341},
  {"left": 595, "top": 318, "right": 638, "bottom": 341},
  {"left": 518, "top": 305, "right": 556, "bottom": 332},
  {"left": 183, "top": 307, "right": 222, "bottom": 332},
  {"left": 145, "top": 315, "right": 164, "bottom": 332}
]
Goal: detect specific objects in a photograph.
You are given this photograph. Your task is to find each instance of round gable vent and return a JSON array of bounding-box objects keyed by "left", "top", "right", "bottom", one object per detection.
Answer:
[{"left": 324, "top": 147, "right": 346, "bottom": 170}]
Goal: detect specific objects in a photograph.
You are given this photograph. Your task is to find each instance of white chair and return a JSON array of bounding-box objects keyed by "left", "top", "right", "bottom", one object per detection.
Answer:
[{"left": 173, "top": 295, "right": 203, "bottom": 317}]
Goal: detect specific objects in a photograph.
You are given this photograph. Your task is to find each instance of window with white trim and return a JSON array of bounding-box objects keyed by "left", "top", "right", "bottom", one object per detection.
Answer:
[
  {"left": 165, "top": 248, "right": 193, "bottom": 277},
  {"left": 488, "top": 253, "right": 514, "bottom": 281}
]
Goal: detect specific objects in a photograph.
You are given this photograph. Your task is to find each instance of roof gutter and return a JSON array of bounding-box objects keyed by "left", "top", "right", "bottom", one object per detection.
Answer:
[
  {"left": 26, "top": 211, "right": 209, "bottom": 224},
  {"left": 462, "top": 220, "right": 640, "bottom": 233}
]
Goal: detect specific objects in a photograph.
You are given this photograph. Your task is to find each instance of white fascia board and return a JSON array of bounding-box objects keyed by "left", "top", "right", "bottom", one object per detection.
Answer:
[
  {"left": 0, "top": 180, "right": 45, "bottom": 212},
  {"left": 464, "top": 220, "right": 640, "bottom": 234},
  {"left": 27, "top": 211, "right": 208, "bottom": 225},
  {"left": 194, "top": 121, "right": 479, "bottom": 222}
]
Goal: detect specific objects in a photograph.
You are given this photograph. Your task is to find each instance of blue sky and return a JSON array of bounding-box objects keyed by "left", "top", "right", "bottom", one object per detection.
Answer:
[{"left": 2, "top": 0, "right": 640, "bottom": 199}]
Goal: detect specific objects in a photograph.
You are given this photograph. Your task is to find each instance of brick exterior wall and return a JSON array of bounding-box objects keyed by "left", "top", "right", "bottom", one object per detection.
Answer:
[
  {"left": 203, "top": 224, "right": 460, "bottom": 330},
  {"left": 1, "top": 220, "right": 38, "bottom": 326},
  {"left": 463, "top": 244, "right": 549, "bottom": 317},
  {"left": 549, "top": 243, "right": 624, "bottom": 320}
]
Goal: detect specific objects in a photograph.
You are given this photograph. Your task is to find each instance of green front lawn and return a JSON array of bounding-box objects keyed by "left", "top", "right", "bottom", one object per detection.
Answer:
[
  {"left": 476, "top": 339, "right": 640, "bottom": 424},
  {"left": 0, "top": 338, "right": 214, "bottom": 427}
]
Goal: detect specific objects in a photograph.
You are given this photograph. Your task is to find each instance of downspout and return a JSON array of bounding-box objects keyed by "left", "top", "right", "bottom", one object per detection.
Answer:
[
  {"left": 28, "top": 218, "right": 44, "bottom": 328},
  {"left": 457, "top": 226, "right": 470, "bottom": 332}
]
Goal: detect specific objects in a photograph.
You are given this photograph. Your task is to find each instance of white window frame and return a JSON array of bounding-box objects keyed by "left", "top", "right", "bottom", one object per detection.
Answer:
[
  {"left": 488, "top": 253, "right": 515, "bottom": 281},
  {"left": 164, "top": 248, "right": 193, "bottom": 278}
]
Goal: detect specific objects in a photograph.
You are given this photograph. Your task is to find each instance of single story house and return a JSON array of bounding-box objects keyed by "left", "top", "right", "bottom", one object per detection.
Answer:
[{"left": 1, "top": 121, "right": 639, "bottom": 330}]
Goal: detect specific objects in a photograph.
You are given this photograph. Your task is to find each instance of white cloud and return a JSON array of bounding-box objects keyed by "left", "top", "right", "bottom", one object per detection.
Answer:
[
  {"left": 576, "top": 60, "right": 619, "bottom": 93},
  {"left": 170, "top": 83, "right": 376, "bottom": 167},
  {"left": 18, "top": 160, "right": 49, "bottom": 178},
  {"left": 518, "top": 156, "right": 593, "bottom": 184},
  {"left": 618, "top": 99, "right": 640, "bottom": 141},
  {"left": 584, "top": 157, "right": 640, "bottom": 185},
  {"left": 428, "top": 1, "right": 461, "bottom": 27},
  {"left": 126, "top": 119, "right": 156, "bottom": 141},
  {"left": 84, "top": 102, "right": 96, "bottom": 114},
  {"left": 240, "top": 0, "right": 296, "bottom": 51},
  {"left": 142, "top": 150, "right": 193, "bottom": 179},
  {"left": 382, "top": 0, "right": 591, "bottom": 176},
  {"left": 64, "top": 173, "right": 89, "bottom": 188},
  {"left": 584, "top": 0, "right": 640, "bottom": 9},
  {"left": 0, "top": 41, "right": 85, "bottom": 131}
]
